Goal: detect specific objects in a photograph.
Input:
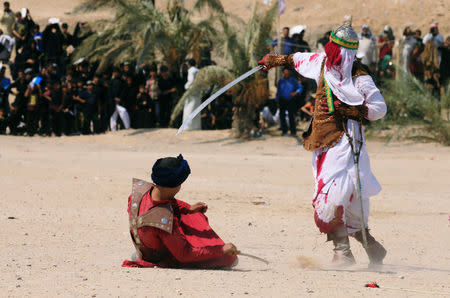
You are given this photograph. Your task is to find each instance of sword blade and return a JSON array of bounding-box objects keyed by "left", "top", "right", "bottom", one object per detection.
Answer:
[
  {"left": 239, "top": 252, "right": 269, "bottom": 265},
  {"left": 176, "top": 65, "right": 264, "bottom": 136}
]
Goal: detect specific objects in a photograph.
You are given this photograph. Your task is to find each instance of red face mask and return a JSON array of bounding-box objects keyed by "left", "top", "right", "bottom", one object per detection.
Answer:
[{"left": 324, "top": 41, "right": 342, "bottom": 69}]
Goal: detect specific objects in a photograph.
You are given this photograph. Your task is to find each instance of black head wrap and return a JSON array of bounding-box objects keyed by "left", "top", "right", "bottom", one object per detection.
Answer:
[{"left": 151, "top": 154, "right": 191, "bottom": 187}]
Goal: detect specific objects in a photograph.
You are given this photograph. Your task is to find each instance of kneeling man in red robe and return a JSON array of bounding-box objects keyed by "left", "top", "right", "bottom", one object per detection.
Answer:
[{"left": 122, "top": 154, "right": 239, "bottom": 268}]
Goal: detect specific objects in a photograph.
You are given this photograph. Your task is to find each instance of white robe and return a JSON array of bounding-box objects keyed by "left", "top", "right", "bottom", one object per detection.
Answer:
[
  {"left": 292, "top": 52, "right": 387, "bottom": 234},
  {"left": 183, "top": 66, "right": 201, "bottom": 130}
]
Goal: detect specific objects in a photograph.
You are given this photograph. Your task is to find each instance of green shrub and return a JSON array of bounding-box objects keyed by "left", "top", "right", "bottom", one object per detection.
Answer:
[{"left": 368, "top": 73, "right": 450, "bottom": 145}]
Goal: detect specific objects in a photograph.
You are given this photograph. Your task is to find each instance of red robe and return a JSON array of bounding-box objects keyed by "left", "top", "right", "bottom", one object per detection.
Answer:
[{"left": 122, "top": 187, "right": 237, "bottom": 268}]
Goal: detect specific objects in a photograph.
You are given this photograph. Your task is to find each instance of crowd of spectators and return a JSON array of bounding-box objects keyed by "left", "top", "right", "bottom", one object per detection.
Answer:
[
  {"left": 0, "top": 2, "right": 231, "bottom": 136},
  {"left": 0, "top": 1, "right": 448, "bottom": 137},
  {"left": 356, "top": 23, "right": 449, "bottom": 99},
  {"left": 259, "top": 24, "right": 449, "bottom": 137}
]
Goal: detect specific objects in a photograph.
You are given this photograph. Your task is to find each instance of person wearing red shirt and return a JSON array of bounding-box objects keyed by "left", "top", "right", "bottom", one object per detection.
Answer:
[{"left": 122, "top": 154, "right": 239, "bottom": 268}]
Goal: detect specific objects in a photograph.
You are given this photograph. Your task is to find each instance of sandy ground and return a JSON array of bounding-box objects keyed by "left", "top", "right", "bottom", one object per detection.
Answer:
[{"left": 1, "top": 129, "right": 449, "bottom": 297}]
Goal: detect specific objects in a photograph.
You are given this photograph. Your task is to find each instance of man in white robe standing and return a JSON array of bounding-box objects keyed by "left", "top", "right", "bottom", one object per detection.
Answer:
[
  {"left": 258, "top": 24, "right": 387, "bottom": 267},
  {"left": 182, "top": 58, "right": 200, "bottom": 130}
]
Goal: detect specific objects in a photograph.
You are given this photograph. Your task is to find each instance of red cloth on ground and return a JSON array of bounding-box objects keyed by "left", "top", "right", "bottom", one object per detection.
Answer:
[{"left": 122, "top": 187, "right": 237, "bottom": 268}]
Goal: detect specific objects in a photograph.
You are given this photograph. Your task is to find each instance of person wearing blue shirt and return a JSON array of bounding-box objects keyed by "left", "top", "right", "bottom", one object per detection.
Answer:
[
  {"left": 271, "top": 27, "right": 296, "bottom": 55},
  {"left": 276, "top": 68, "right": 303, "bottom": 136}
]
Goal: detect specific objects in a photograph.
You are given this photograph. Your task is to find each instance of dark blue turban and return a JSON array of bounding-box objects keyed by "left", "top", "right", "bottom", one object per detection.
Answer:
[{"left": 151, "top": 154, "right": 191, "bottom": 187}]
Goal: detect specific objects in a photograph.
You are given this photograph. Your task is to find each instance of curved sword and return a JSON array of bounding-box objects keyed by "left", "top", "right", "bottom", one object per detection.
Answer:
[
  {"left": 239, "top": 252, "right": 269, "bottom": 265},
  {"left": 176, "top": 65, "right": 264, "bottom": 136}
]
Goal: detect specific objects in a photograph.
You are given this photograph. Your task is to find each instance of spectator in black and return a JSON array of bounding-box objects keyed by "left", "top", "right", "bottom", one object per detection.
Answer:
[
  {"left": 0, "top": 64, "right": 11, "bottom": 117},
  {"left": 8, "top": 69, "right": 29, "bottom": 135},
  {"left": 38, "top": 77, "right": 55, "bottom": 136},
  {"left": 32, "top": 24, "right": 42, "bottom": 52},
  {"left": 72, "top": 22, "right": 92, "bottom": 47},
  {"left": 61, "top": 23, "right": 73, "bottom": 51},
  {"left": 410, "top": 29, "right": 424, "bottom": 81},
  {"left": 23, "top": 40, "right": 41, "bottom": 74},
  {"left": 92, "top": 74, "right": 108, "bottom": 133},
  {"left": 74, "top": 61, "right": 92, "bottom": 83},
  {"left": 121, "top": 61, "right": 134, "bottom": 79},
  {"left": 213, "top": 93, "right": 233, "bottom": 129},
  {"left": 135, "top": 85, "right": 152, "bottom": 128},
  {"left": 60, "top": 23, "right": 73, "bottom": 75},
  {"left": 61, "top": 83, "right": 75, "bottom": 135},
  {"left": 0, "top": 102, "right": 5, "bottom": 133},
  {"left": 71, "top": 79, "right": 85, "bottom": 133},
  {"left": 42, "top": 22, "right": 63, "bottom": 66},
  {"left": 439, "top": 36, "right": 450, "bottom": 90},
  {"left": 198, "top": 39, "right": 213, "bottom": 68},
  {"left": 47, "top": 80, "right": 64, "bottom": 136},
  {"left": 292, "top": 29, "right": 310, "bottom": 53},
  {"left": 109, "top": 67, "right": 130, "bottom": 130},
  {"left": 120, "top": 76, "right": 138, "bottom": 127},
  {"left": 24, "top": 75, "right": 41, "bottom": 136},
  {"left": 74, "top": 80, "right": 98, "bottom": 134},
  {"left": 23, "top": 8, "right": 35, "bottom": 36},
  {"left": 158, "top": 65, "right": 176, "bottom": 126}
]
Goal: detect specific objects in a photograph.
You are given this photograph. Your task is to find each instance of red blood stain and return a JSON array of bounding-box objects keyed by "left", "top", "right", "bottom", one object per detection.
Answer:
[
  {"left": 295, "top": 59, "right": 305, "bottom": 69},
  {"left": 316, "top": 151, "right": 327, "bottom": 177},
  {"left": 309, "top": 53, "right": 319, "bottom": 62},
  {"left": 317, "top": 178, "right": 326, "bottom": 195},
  {"left": 363, "top": 93, "right": 367, "bottom": 98},
  {"left": 314, "top": 205, "right": 344, "bottom": 233},
  {"left": 338, "top": 83, "right": 342, "bottom": 87},
  {"left": 349, "top": 194, "right": 354, "bottom": 202}
]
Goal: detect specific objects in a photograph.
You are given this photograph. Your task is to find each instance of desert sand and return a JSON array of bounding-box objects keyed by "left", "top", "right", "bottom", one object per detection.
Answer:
[{"left": 1, "top": 129, "right": 449, "bottom": 297}]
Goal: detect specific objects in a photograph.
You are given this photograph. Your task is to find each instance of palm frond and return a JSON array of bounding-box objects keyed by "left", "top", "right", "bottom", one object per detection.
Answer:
[
  {"left": 191, "top": 0, "right": 224, "bottom": 14},
  {"left": 170, "top": 66, "right": 233, "bottom": 123}
]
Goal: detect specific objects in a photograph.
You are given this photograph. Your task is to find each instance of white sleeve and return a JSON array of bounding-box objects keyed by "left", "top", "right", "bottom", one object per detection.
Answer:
[
  {"left": 353, "top": 75, "right": 387, "bottom": 121},
  {"left": 292, "top": 52, "right": 326, "bottom": 84}
]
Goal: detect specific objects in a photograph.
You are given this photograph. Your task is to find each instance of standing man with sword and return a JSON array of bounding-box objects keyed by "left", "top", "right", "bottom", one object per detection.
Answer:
[
  {"left": 257, "top": 24, "right": 388, "bottom": 267},
  {"left": 178, "top": 24, "right": 387, "bottom": 267}
]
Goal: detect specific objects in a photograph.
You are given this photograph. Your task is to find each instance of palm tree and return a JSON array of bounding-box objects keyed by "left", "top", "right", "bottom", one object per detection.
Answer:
[
  {"left": 170, "top": 3, "right": 277, "bottom": 138},
  {"left": 219, "top": 3, "right": 277, "bottom": 137},
  {"left": 170, "top": 65, "right": 234, "bottom": 126},
  {"left": 72, "top": 0, "right": 224, "bottom": 73}
]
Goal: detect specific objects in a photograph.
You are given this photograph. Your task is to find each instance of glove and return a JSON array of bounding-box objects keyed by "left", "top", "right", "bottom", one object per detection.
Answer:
[{"left": 257, "top": 54, "right": 272, "bottom": 71}]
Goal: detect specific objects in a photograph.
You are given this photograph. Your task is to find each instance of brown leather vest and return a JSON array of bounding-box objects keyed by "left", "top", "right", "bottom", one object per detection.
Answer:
[
  {"left": 302, "top": 60, "right": 368, "bottom": 151},
  {"left": 129, "top": 178, "right": 174, "bottom": 262}
]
